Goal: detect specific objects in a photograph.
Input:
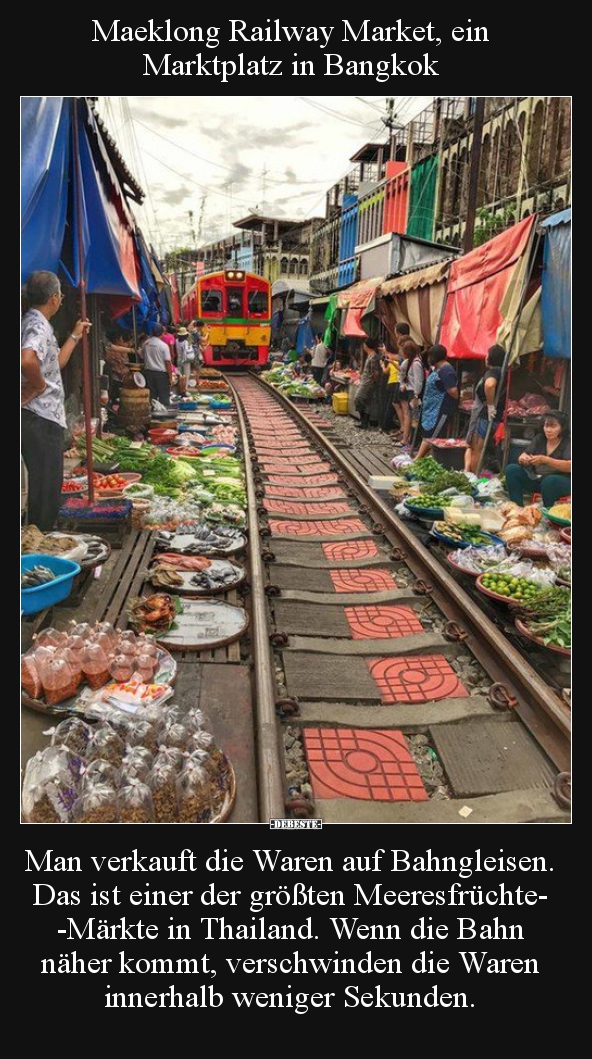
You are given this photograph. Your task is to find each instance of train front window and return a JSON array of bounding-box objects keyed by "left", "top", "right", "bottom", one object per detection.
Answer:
[
  {"left": 248, "top": 289, "right": 268, "bottom": 315},
  {"left": 226, "top": 288, "right": 244, "bottom": 315},
  {"left": 201, "top": 289, "right": 222, "bottom": 313}
]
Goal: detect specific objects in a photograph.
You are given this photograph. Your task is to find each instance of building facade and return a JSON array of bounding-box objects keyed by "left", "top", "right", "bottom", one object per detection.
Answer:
[{"left": 308, "top": 96, "right": 571, "bottom": 292}]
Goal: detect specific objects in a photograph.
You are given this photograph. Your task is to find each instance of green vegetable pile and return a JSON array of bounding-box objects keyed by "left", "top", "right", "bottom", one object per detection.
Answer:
[
  {"left": 510, "top": 585, "right": 571, "bottom": 650},
  {"left": 405, "top": 458, "right": 473, "bottom": 496},
  {"left": 433, "top": 521, "right": 493, "bottom": 546}
]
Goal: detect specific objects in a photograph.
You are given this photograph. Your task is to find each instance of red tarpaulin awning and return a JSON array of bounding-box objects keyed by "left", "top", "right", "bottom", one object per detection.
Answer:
[{"left": 440, "top": 215, "right": 536, "bottom": 359}]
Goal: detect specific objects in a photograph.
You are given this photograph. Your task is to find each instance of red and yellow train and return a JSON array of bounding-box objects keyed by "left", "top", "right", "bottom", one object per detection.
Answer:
[{"left": 181, "top": 269, "right": 271, "bottom": 368}]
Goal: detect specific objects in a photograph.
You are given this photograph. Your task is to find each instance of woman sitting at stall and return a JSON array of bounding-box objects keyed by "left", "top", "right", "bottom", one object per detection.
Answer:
[
  {"left": 504, "top": 411, "right": 571, "bottom": 508},
  {"left": 464, "top": 344, "right": 506, "bottom": 473}
]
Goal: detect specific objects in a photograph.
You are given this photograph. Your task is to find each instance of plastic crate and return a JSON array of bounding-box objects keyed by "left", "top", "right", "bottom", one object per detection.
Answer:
[
  {"left": 332, "top": 392, "right": 349, "bottom": 415},
  {"left": 21, "top": 554, "right": 81, "bottom": 615}
]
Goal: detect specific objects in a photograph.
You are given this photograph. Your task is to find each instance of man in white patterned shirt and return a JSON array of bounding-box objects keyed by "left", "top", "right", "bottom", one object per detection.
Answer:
[{"left": 21, "top": 271, "right": 91, "bottom": 530}]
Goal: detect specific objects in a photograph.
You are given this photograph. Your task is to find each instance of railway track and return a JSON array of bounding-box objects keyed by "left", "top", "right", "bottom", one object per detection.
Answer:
[{"left": 231, "top": 373, "right": 571, "bottom": 825}]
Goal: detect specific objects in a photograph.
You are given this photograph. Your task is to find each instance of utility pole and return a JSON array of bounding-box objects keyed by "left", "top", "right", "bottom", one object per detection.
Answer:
[
  {"left": 462, "top": 96, "right": 486, "bottom": 252},
  {"left": 188, "top": 210, "right": 197, "bottom": 247},
  {"left": 383, "top": 97, "right": 404, "bottom": 161}
]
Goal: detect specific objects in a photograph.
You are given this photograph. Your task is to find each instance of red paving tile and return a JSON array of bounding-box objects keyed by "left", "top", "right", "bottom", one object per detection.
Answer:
[
  {"left": 263, "top": 500, "right": 352, "bottom": 516},
  {"left": 330, "top": 569, "right": 398, "bottom": 593},
  {"left": 262, "top": 463, "right": 333, "bottom": 475},
  {"left": 267, "top": 473, "right": 339, "bottom": 486},
  {"left": 257, "top": 450, "right": 316, "bottom": 459},
  {"left": 304, "top": 728, "right": 428, "bottom": 802},
  {"left": 269, "top": 518, "right": 367, "bottom": 537},
  {"left": 251, "top": 435, "right": 303, "bottom": 442},
  {"left": 265, "top": 486, "right": 347, "bottom": 500},
  {"left": 367, "top": 656, "right": 469, "bottom": 704},
  {"left": 259, "top": 454, "right": 324, "bottom": 465},
  {"left": 322, "top": 540, "right": 379, "bottom": 561},
  {"left": 345, "top": 605, "right": 424, "bottom": 639}
]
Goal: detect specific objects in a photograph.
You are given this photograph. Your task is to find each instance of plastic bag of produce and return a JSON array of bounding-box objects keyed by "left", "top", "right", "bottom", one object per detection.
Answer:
[
  {"left": 34, "top": 627, "right": 68, "bottom": 649},
  {"left": 94, "top": 622, "right": 119, "bottom": 652},
  {"left": 22, "top": 746, "right": 82, "bottom": 822},
  {"left": 21, "top": 651, "right": 42, "bottom": 699},
  {"left": 184, "top": 707, "right": 211, "bottom": 732},
  {"left": 50, "top": 717, "right": 94, "bottom": 758},
  {"left": 39, "top": 655, "right": 81, "bottom": 705},
  {"left": 153, "top": 746, "right": 186, "bottom": 772},
  {"left": 176, "top": 758, "right": 212, "bottom": 823},
  {"left": 81, "top": 643, "right": 111, "bottom": 689},
  {"left": 125, "top": 719, "right": 159, "bottom": 754},
  {"left": 72, "top": 785, "right": 118, "bottom": 823},
  {"left": 80, "top": 759, "right": 118, "bottom": 792},
  {"left": 68, "top": 621, "right": 95, "bottom": 641},
  {"left": 116, "top": 747, "right": 154, "bottom": 785},
  {"left": 117, "top": 778, "right": 155, "bottom": 823},
  {"left": 109, "top": 654, "right": 136, "bottom": 683},
  {"left": 187, "top": 729, "right": 229, "bottom": 780},
  {"left": 159, "top": 721, "right": 190, "bottom": 751},
  {"left": 135, "top": 653, "right": 158, "bottom": 683},
  {"left": 149, "top": 760, "right": 179, "bottom": 822},
  {"left": 86, "top": 725, "right": 125, "bottom": 768}
]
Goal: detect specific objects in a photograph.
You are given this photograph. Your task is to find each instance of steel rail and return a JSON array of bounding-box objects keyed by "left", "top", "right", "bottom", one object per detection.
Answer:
[
  {"left": 250, "top": 374, "right": 571, "bottom": 773},
  {"left": 229, "top": 378, "right": 286, "bottom": 821}
]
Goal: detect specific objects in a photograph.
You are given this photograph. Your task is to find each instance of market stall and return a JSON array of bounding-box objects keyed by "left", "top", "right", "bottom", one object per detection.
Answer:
[
  {"left": 21, "top": 373, "right": 253, "bottom": 823},
  {"left": 389, "top": 453, "right": 571, "bottom": 656}
]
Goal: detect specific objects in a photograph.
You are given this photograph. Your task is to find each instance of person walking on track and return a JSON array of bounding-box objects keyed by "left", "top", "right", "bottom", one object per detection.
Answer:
[
  {"left": 354, "top": 338, "right": 382, "bottom": 430},
  {"left": 142, "top": 324, "right": 173, "bottom": 406}
]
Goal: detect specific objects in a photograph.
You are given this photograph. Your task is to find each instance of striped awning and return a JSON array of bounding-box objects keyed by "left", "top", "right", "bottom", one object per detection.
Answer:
[{"left": 378, "top": 262, "right": 449, "bottom": 349}]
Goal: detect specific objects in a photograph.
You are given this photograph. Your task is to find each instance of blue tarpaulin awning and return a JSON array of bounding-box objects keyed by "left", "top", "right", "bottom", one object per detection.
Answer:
[
  {"left": 540, "top": 208, "right": 571, "bottom": 359},
  {"left": 21, "top": 98, "right": 71, "bottom": 282},
  {"left": 22, "top": 97, "right": 141, "bottom": 299}
]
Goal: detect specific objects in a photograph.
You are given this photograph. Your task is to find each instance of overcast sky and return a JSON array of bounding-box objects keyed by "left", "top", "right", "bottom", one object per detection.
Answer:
[{"left": 97, "top": 96, "right": 432, "bottom": 257}]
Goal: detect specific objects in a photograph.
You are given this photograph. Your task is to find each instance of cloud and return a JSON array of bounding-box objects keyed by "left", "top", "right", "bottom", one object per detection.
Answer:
[
  {"left": 201, "top": 121, "right": 311, "bottom": 152},
  {"left": 219, "top": 161, "right": 252, "bottom": 186},
  {"left": 133, "top": 106, "right": 189, "bottom": 129},
  {"left": 157, "top": 184, "right": 193, "bottom": 207}
]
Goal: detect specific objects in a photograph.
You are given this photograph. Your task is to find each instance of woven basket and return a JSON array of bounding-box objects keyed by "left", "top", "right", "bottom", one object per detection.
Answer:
[{"left": 118, "top": 388, "right": 151, "bottom": 431}]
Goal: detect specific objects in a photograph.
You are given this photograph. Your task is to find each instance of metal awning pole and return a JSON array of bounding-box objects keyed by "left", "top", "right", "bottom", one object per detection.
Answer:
[
  {"left": 475, "top": 227, "right": 542, "bottom": 475},
  {"left": 72, "top": 98, "right": 94, "bottom": 503}
]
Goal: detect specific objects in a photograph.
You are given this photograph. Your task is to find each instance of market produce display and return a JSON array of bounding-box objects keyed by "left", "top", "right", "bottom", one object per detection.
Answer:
[
  {"left": 543, "top": 503, "right": 571, "bottom": 526},
  {"left": 21, "top": 623, "right": 176, "bottom": 708},
  {"left": 511, "top": 585, "right": 571, "bottom": 652},
  {"left": 128, "top": 593, "right": 181, "bottom": 635},
  {"left": 22, "top": 526, "right": 79, "bottom": 556},
  {"left": 477, "top": 572, "right": 542, "bottom": 603},
  {"left": 432, "top": 522, "right": 503, "bottom": 548},
  {"left": 21, "top": 710, "right": 234, "bottom": 823},
  {"left": 21, "top": 564, "right": 56, "bottom": 588},
  {"left": 154, "top": 525, "right": 247, "bottom": 556}
]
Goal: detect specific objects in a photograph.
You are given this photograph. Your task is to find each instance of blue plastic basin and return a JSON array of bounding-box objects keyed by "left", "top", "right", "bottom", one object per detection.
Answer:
[{"left": 21, "top": 553, "right": 81, "bottom": 615}]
